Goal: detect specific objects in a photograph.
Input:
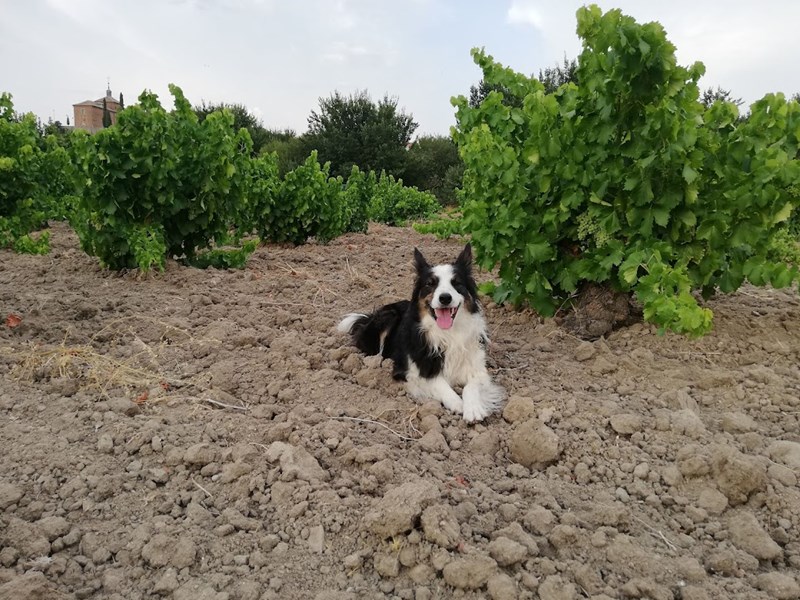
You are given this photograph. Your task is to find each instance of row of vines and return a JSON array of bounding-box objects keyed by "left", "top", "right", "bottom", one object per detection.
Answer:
[
  {"left": 0, "top": 87, "right": 439, "bottom": 272},
  {"left": 3, "top": 4, "right": 800, "bottom": 337}
]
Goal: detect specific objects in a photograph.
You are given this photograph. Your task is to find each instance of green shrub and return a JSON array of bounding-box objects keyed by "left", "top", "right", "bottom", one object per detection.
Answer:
[
  {"left": 256, "top": 151, "right": 345, "bottom": 244},
  {"left": 71, "top": 85, "right": 253, "bottom": 271},
  {"left": 190, "top": 239, "right": 258, "bottom": 269},
  {"left": 452, "top": 5, "right": 800, "bottom": 336},
  {"left": 368, "top": 172, "right": 440, "bottom": 226},
  {"left": 341, "top": 165, "right": 374, "bottom": 234},
  {"left": 0, "top": 94, "right": 46, "bottom": 251}
]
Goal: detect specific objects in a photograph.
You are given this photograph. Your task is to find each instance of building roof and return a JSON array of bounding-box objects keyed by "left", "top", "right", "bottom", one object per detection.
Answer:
[
  {"left": 73, "top": 88, "right": 120, "bottom": 109},
  {"left": 73, "top": 98, "right": 120, "bottom": 111}
]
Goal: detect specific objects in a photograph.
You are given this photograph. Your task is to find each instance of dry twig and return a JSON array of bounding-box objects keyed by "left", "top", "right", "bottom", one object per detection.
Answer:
[
  {"left": 330, "top": 416, "right": 417, "bottom": 442},
  {"left": 201, "top": 397, "right": 249, "bottom": 411}
]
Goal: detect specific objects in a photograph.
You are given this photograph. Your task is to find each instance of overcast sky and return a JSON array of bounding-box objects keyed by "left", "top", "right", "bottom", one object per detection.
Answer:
[{"left": 2, "top": 0, "right": 798, "bottom": 136}]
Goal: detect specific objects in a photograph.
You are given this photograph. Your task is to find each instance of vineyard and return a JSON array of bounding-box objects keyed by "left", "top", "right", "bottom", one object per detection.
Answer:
[{"left": 2, "top": 5, "right": 800, "bottom": 600}]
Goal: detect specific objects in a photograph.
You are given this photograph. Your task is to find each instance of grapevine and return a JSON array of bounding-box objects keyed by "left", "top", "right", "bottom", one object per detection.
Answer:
[{"left": 452, "top": 5, "right": 800, "bottom": 336}]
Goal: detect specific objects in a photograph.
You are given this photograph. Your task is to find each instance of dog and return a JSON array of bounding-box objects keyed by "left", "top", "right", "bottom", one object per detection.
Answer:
[{"left": 337, "top": 244, "right": 504, "bottom": 422}]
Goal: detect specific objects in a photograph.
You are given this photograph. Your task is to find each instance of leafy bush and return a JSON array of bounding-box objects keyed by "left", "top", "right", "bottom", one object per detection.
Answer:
[
  {"left": 768, "top": 227, "right": 800, "bottom": 267},
  {"left": 341, "top": 165, "right": 374, "bottom": 234},
  {"left": 368, "top": 172, "right": 440, "bottom": 226},
  {"left": 255, "top": 151, "right": 345, "bottom": 244},
  {"left": 452, "top": 5, "right": 800, "bottom": 336},
  {"left": 413, "top": 214, "right": 466, "bottom": 240},
  {"left": 71, "top": 85, "right": 253, "bottom": 271},
  {"left": 0, "top": 93, "right": 76, "bottom": 253},
  {"left": 190, "top": 239, "right": 258, "bottom": 269}
]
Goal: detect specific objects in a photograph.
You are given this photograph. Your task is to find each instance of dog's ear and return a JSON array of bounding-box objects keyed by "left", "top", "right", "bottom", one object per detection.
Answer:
[
  {"left": 413, "top": 248, "right": 430, "bottom": 274},
  {"left": 455, "top": 243, "right": 473, "bottom": 271}
]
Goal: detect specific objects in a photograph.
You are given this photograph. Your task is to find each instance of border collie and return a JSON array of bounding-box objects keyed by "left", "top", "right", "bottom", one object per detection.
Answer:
[{"left": 337, "top": 244, "right": 505, "bottom": 422}]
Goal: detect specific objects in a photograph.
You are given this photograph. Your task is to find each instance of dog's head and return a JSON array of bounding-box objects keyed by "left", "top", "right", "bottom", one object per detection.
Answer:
[{"left": 412, "top": 244, "right": 479, "bottom": 330}]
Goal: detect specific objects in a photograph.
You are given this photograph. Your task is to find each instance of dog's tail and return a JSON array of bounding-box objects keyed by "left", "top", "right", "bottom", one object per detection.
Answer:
[{"left": 337, "top": 301, "right": 409, "bottom": 357}]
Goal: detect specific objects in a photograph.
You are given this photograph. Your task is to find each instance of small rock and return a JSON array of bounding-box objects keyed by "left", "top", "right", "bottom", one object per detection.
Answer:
[
  {"left": 409, "top": 564, "right": 434, "bottom": 585},
  {"left": 697, "top": 487, "right": 728, "bottom": 516},
  {"left": 523, "top": 506, "right": 556, "bottom": 535},
  {"left": 492, "top": 522, "right": 539, "bottom": 555},
  {"left": 420, "top": 504, "right": 460, "bottom": 549},
  {"left": 469, "top": 430, "right": 500, "bottom": 455},
  {"left": 308, "top": 525, "right": 325, "bottom": 553},
  {"left": 0, "top": 572, "right": 64, "bottom": 600},
  {"left": 620, "top": 578, "right": 671, "bottom": 600},
  {"left": 502, "top": 395, "right": 536, "bottom": 424},
  {"left": 173, "top": 578, "right": 225, "bottom": 600},
  {"left": 756, "top": 572, "right": 800, "bottom": 600},
  {"left": 418, "top": 430, "right": 448, "bottom": 454},
  {"left": 768, "top": 440, "right": 800, "bottom": 470},
  {"left": 488, "top": 537, "right": 527, "bottom": 566},
  {"left": 220, "top": 461, "right": 254, "bottom": 483},
  {"left": 674, "top": 557, "right": 706, "bottom": 583},
  {"left": 711, "top": 446, "right": 766, "bottom": 505},
  {"left": 728, "top": 511, "right": 782, "bottom": 561},
  {"left": 681, "top": 586, "right": 711, "bottom": 600},
  {"left": 365, "top": 478, "right": 439, "bottom": 538},
  {"left": 671, "top": 409, "right": 706, "bottom": 438},
  {"left": 148, "top": 468, "right": 169, "bottom": 484},
  {"left": 107, "top": 397, "right": 140, "bottom": 416},
  {"left": 235, "top": 581, "right": 261, "bottom": 600},
  {"left": 509, "top": 420, "right": 561, "bottom": 469},
  {"left": 487, "top": 573, "right": 518, "bottom": 600},
  {"left": 661, "top": 465, "right": 682, "bottom": 487},
  {"left": 374, "top": 552, "right": 400, "bottom": 578},
  {"left": 721, "top": 412, "right": 757, "bottom": 433},
  {"left": 399, "top": 545, "right": 416, "bottom": 567},
  {"left": 0, "top": 483, "right": 24, "bottom": 510},
  {"left": 185, "top": 502, "right": 214, "bottom": 525},
  {"left": 222, "top": 507, "right": 261, "bottom": 531},
  {"left": 609, "top": 414, "right": 643, "bottom": 435},
  {"left": 2, "top": 517, "right": 49, "bottom": 558},
  {"left": 36, "top": 516, "right": 70, "bottom": 541},
  {"left": 0, "top": 547, "right": 19, "bottom": 567},
  {"left": 573, "top": 564, "right": 604, "bottom": 595},
  {"left": 705, "top": 549, "right": 738, "bottom": 576},
  {"left": 265, "top": 441, "right": 329, "bottom": 482},
  {"left": 183, "top": 443, "right": 219, "bottom": 467},
  {"left": 343, "top": 553, "right": 362, "bottom": 570},
  {"left": 172, "top": 538, "right": 197, "bottom": 569},
  {"left": 574, "top": 342, "right": 595, "bottom": 362},
  {"left": 769, "top": 463, "right": 798, "bottom": 487},
  {"left": 538, "top": 575, "right": 577, "bottom": 600},
  {"left": 97, "top": 434, "right": 114, "bottom": 453},
  {"left": 442, "top": 555, "right": 497, "bottom": 590},
  {"left": 153, "top": 568, "right": 180, "bottom": 595},
  {"left": 590, "top": 356, "right": 617, "bottom": 375},
  {"left": 141, "top": 534, "right": 173, "bottom": 568},
  {"left": 92, "top": 547, "right": 112, "bottom": 564}
]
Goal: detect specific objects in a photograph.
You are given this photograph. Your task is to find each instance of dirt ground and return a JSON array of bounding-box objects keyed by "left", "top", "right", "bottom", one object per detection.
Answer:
[{"left": 1, "top": 222, "right": 799, "bottom": 600}]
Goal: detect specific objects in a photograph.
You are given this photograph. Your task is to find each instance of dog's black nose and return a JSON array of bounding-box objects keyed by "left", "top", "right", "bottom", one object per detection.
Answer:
[{"left": 439, "top": 293, "right": 452, "bottom": 306}]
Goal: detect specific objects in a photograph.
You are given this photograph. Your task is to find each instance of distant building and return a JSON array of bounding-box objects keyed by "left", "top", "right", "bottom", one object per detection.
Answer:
[{"left": 73, "top": 87, "right": 121, "bottom": 133}]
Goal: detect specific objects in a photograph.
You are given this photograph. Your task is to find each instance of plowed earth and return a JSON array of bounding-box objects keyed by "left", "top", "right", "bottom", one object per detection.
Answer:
[{"left": 1, "top": 223, "right": 799, "bottom": 600}]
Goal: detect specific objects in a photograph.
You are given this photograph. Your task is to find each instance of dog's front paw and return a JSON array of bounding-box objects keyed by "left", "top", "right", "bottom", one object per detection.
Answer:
[
  {"left": 441, "top": 395, "right": 464, "bottom": 415},
  {"left": 462, "top": 402, "right": 491, "bottom": 423}
]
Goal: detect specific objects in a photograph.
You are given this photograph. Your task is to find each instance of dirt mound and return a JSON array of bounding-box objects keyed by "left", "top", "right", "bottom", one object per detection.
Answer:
[
  {"left": 560, "top": 283, "right": 642, "bottom": 340},
  {"left": 1, "top": 222, "right": 799, "bottom": 599}
]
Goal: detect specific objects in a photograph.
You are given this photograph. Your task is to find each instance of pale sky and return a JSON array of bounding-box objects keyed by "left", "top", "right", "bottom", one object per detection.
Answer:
[{"left": 2, "top": 1, "right": 798, "bottom": 135}]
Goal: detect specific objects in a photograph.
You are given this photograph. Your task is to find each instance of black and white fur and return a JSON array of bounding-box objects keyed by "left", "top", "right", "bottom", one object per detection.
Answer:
[{"left": 337, "top": 244, "right": 504, "bottom": 422}]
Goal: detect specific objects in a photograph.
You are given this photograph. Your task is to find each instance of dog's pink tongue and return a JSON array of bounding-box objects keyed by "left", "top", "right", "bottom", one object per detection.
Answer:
[{"left": 434, "top": 308, "right": 454, "bottom": 329}]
